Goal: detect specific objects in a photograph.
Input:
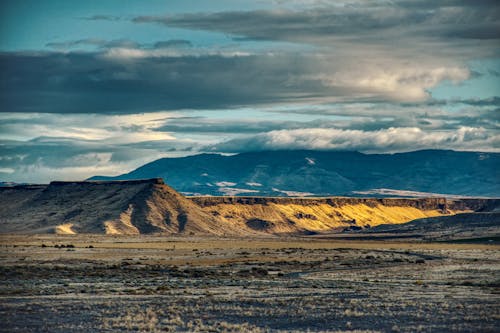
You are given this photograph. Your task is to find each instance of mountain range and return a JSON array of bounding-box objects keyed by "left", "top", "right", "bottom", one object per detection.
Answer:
[{"left": 90, "top": 150, "right": 499, "bottom": 197}]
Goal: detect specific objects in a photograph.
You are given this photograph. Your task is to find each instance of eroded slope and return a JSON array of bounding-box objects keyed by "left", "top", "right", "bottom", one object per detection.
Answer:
[
  {"left": 0, "top": 179, "right": 232, "bottom": 235},
  {"left": 190, "top": 197, "right": 494, "bottom": 234}
]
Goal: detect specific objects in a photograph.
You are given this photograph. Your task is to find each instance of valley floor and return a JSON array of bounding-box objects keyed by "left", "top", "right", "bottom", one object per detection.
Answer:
[{"left": 0, "top": 235, "right": 499, "bottom": 332}]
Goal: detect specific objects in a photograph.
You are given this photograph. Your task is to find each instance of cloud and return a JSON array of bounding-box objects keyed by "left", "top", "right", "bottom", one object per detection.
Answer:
[
  {"left": 0, "top": 48, "right": 477, "bottom": 113},
  {"left": 82, "top": 15, "right": 121, "bottom": 21},
  {"left": 1, "top": 1, "right": 498, "bottom": 184},
  {"left": 153, "top": 117, "right": 319, "bottom": 133},
  {"left": 46, "top": 38, "right": 107, "bottom": 49},
  {"left": 132, "top": 1, "right": 500, "bottom": 47},
  {"left": 46, "top": 38, "right": 192, "bottom": 51},
  {"left": 207, "top": 127, "right": 500, "bottom": 153},
  {"left": 131, "top": 1, "right": 498, "bottom": 103},
  {"left": 153, "top": 102, "right": 500, "bottom": 134},
  {"left": 153, "top": 40, "right": 192, "bottom": 48},
  {"left": 0, "top": 135, "right": 197, "bottom": 183},
  {"left": 0, "top": 112, "right": 196, "bottom": 183},
  {"left": 4, "top": 0, "right": 497, "bottom": 113}
]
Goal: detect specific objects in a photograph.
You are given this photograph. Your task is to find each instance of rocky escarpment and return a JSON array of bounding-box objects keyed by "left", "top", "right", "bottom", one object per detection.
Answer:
[
  {"left": 0, "top": 179, "right": 234, "bottom": 235},
  {"left": 192, "top": 197, "right": 454, "bottom": 210},
  {"left": 189, "top": 196, "right": 498, "bottom": 234}
]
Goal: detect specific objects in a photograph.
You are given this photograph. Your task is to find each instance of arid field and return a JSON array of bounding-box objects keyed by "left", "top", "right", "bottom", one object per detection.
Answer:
[{"left": 1, "top": 235, "right": 499, "bottom": 332}]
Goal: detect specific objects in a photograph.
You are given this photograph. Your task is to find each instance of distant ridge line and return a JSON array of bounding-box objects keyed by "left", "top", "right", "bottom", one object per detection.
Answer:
[{"left": 49, "top": 178, "right": 165, "bottom": 186}]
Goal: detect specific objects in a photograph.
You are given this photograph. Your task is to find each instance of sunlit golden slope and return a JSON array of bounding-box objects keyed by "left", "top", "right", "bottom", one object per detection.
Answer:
[{"left": 190, "top": 197, "right": 473, "bottom": 234}]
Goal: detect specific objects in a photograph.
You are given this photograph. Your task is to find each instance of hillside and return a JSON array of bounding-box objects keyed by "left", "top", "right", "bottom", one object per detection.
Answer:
[
  {"left": 0, "top": 179, "right": 497, "bottom": 235},
  {"left": 190, "top": 196, "right": 496, "bottom": 235},
  {"left": 0, "top": 179, "right": 235, "bottom": 235},
  {"left": 89, "top": 150, "right": 499, "bottom": 197}
]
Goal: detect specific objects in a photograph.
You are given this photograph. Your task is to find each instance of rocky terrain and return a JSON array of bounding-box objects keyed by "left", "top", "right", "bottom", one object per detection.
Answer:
[
  {"left": 1, "top": 179, "right": 497, "bottom": 236},
  {"left": 90, "top": 150, "right": 499, "bottom": 197}
]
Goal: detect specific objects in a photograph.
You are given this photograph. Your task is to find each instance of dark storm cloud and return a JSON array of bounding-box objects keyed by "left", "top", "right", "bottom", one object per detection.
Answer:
[
  {"left": 0, "top": 51, "right": 339, "bottom": 113},
  {"left": 132, "top": 1, "right": 500, "bottom": 45}
]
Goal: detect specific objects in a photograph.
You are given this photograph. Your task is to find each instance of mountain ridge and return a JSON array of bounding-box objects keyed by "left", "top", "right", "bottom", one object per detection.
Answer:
[{"left": 89, "top": 149, "right": 499, "bottom": 197}]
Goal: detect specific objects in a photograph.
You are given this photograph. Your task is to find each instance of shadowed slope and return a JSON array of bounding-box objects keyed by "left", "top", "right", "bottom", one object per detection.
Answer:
[{"left": 0, "top": 179, "right": 232, "bottom": 235}]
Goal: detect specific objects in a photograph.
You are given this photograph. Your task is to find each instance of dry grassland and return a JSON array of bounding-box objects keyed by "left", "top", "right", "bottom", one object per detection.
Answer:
[{"left": 1, "top": 235, "right": 499, "bottom": 332}]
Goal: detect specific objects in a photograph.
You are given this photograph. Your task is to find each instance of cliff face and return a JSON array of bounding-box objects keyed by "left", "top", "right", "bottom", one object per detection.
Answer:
[
  {"left": 191, "top": 196, "right": 452, "bottom": 210},
  {"left": 189, "top": 196, "right": 498, "bottom": 234},
  {"left": 0, "top": 180, "right": 496, "bottom": 235}
]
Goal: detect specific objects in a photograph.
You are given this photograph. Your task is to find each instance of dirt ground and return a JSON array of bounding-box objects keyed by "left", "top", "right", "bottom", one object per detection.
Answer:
[{"left": 0, "top": 235, "right": 499, "bottom": 332}]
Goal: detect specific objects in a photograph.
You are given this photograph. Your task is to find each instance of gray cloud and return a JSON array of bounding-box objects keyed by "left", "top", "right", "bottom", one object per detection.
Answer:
[
  {"left": 0, "top": 48, "right": 475, "bottom": 113},
  {"left": 0, "top": 137, "right": 157, "bottom": 182},
  {"left": 46, "top": 38, "right": 193, "bottom": 51},
  {"left": 0, "top": 135, "right": 200, "bottom": 183},
  {"left": 153, "top": 104, "right": 500, "bottom": 134},
  {"left": 46, "top": 38, "right": 107, "bottom": 49},
  {"left": 0, "top": 111, "right": 205, "bottom": 182},
  {"left": 0, "top": 51, "right": 303, "bottom": 113},
  {"left": 46, "top": 38, "right": 140, "bottom": 50},
  {"left": 5, "top": 0, "right": 497, "bottom": 113},
  {"left": 459, "top": 97, "right": 500, "bottom": 107},
  {"left": 154, "top": 118, "right": 318, "bottom": 133},
  {"left": 133, "top": 1, "right": 500, "bottom": 47}
]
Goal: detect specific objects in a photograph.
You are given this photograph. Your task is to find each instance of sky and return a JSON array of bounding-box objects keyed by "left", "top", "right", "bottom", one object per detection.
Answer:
[{"left": 0, "top": 0, "right": 499, "bottom": 183}]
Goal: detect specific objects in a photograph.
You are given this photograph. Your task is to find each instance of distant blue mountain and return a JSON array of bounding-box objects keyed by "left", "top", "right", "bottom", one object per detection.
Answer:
[{"left": 89, "top": 150, "right": 499, "bottom": 197}]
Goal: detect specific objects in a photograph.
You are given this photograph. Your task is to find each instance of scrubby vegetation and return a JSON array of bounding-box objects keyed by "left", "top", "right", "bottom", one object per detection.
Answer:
[{"left": 0, "top": 235, "right": 499, "bottom": 332}]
